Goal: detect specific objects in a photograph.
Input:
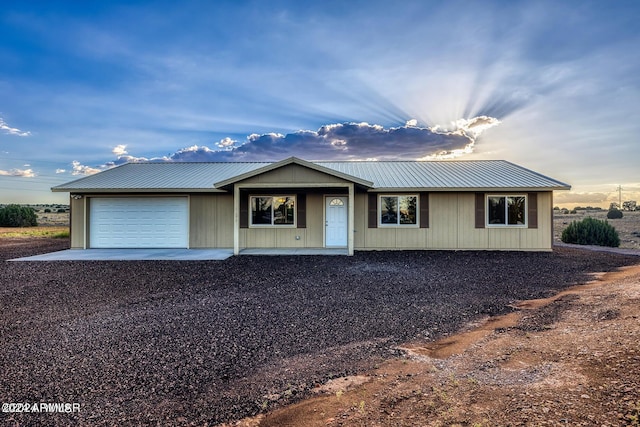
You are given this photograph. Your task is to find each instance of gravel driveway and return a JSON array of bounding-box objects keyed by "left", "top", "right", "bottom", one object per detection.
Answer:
[{"left": 1, "top": 239, "right": 638, "bottom": 426}]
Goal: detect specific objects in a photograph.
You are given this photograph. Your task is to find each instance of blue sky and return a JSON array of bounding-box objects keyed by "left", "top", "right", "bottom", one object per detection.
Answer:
[{"left": 1, "top": 0, "right": 639, "bottom": 206}]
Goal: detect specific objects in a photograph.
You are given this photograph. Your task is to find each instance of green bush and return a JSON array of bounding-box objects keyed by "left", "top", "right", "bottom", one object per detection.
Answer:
[
  {"left": 0, "top": 204, "right": 38, "bottom": 227},
  {"left": 561, "top": 217, "right": 620, "bottom": 247},
  {"left": 607, "top": 208, "right": 623, "bottom": 219}
]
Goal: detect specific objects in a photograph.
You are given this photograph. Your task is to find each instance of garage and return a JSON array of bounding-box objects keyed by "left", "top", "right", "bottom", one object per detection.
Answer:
[{"left": 89, "top": 197, "right": 188, "bottom": 248}]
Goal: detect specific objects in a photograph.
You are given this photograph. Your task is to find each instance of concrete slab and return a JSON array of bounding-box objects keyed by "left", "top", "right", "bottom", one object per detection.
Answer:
[
  {"left": 239, "top": 248, "right": 349, "bottom": 256},
  {"left": 10, "top": 248, "right": 234, "bottom": 261}
]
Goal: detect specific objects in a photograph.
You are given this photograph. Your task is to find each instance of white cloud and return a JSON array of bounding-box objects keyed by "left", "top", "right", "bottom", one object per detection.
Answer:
[
  {"left": 55, "top": 169, "right": 67, "bottom": 174},
  {"left": 0, "top": 168, "right": 36, "bottom": 177},
  {"left": 112, "top": 144, "right": 128, "bottom": 156},
  {"left": 216, "top": 137, "right": 237, "bottom": 149},
  {"left": 0, "top": 118, "right": 31, "bottom": 137},
  {"left": 71, "top": 160, "right": 102, "bottom": 176}
]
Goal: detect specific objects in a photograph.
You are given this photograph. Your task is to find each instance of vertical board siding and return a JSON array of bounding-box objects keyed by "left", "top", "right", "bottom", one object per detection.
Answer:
[
  {"left": 297, "top": 193, "right": 306, "bottom": 228},
  {"left": 70, "top": 197, "right": 85, "bottom": 249},
  {"left": 239, "top": 190, "right": 248, "bottom": 228},
  {"left": 475, "top": 193, "right": 485, "bottom": 228},
  {"left": 528, "top": 192, "right": 538, "bottom": 229}
]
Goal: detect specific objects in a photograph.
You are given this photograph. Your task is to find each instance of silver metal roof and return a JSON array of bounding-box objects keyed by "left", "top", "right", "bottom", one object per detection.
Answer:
[
  {"left": 52, "top": 162, "right": 271, "bottom": 193},
  {"left": 315, "top": 160, "right": 570, "bottom": 190},
  {"left": 52, "top": 158, "right": 570, "bottom": 192}
]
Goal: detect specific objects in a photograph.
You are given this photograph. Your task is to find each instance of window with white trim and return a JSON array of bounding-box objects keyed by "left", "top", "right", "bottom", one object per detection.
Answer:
[
  {"left": 379, "top": 195, "right": 418, "bottom": 226},
  {"left": 250, "top": 196, "right": 295, "bottom": 226},
  {"left": 487, "top": 195, "right": 526, "bottom": 226}
]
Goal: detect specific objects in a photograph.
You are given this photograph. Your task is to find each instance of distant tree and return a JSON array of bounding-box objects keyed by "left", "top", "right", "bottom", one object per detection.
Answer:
[
  {"left": 609, "top": 202, "right": 620, "bottom": 211},
  {"left": 57, "top": 208, "right": 67, "bottom": 213},
  {"left": 607, "top": 208, "right": 624, "bottom": 219},
  {"left": 622, "top": 201, "right": 637, "bottom": 211},
  {"left": 561, "top": 217, "right": 620, "bottom": 247},
  {"left": 43, "top": 208, "right": 52, "bottom": 213},
  {"left": 0, "top": 204, "right": 38, "bottom": 227},
  {"left": 553, "top": 206, "right": 560, "bottom": 211}
]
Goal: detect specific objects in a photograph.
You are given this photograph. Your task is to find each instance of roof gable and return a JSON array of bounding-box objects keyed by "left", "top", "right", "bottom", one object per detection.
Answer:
[{"left": 213, "top": 157, "right": 373, "bottom": 188}]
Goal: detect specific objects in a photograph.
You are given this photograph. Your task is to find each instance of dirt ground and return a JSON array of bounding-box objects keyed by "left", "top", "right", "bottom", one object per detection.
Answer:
[
  {"left": 555, "top": 210, "right": 640, "bottom": 249},
  {"left": 227, "top": 265, "right": 640, "bottom": 427}
]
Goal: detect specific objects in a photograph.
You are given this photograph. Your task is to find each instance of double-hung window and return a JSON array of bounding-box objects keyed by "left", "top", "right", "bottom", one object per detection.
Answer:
[
  {"left": 379, "top": 195, "right": 418, "bottom": 226},
  {"left": 251, "top": 196, "right": 295, "bottom": 226},
  {"left": 487, "top": 195, "right": 526, "bottom": 226}
]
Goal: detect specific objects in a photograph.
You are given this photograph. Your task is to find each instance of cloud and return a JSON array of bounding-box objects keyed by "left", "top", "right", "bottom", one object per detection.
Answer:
[
  {"left": 71, "top": 160, "right": 102, "bottom": 176},
  {"left": 0, "top": 168, "right": 36, "bottom": 177},
  {"left": 55, "top": 169, "right": 67, "bottom": 174},
  {"left": 112, "top": 144, "right": 128, "bottom": 156},
  {"left": 0, "top": 118, "right": 31, "bottom": 137},
  {"left": 554, "top": 192, "right": 609, "bottom": 204},
  {"left": 66, "top": 117, "right": 500, "bottom": 175},
  {"left": 162, "top": 118, "right": 499, "bottom": 162}
]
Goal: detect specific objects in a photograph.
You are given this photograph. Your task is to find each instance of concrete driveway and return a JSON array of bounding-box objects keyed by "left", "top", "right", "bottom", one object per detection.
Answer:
[{"left": 10, "top": 248, "right": 234, "bottom": 261}]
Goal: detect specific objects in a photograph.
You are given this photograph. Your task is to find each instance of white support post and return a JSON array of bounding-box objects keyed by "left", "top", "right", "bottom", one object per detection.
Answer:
[
  {"left": 234, "top": 185, "right": 240, "bottom": 255},
  {"left": 348, "top": 183, "right": 354, "bottom": 256}
]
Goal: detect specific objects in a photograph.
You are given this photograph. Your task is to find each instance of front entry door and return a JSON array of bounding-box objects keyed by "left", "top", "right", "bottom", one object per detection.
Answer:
[{"left": 325, "top": 196, "right": 348, "bottom": 247}]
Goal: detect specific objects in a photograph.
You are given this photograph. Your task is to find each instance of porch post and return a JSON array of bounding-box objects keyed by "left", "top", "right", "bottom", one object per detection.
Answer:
[
  {"left": 348, "top": 183, "right": 354, "bottom": 256},
  {"left": 234, "top": 184, "right": 240, "bottom": 255}
]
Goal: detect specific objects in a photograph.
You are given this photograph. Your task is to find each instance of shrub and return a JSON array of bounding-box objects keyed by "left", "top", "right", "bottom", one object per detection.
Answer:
[
  {"left": 607, "top": 208, "right": 623, "bottom": 219},
  {"left": 43, "top": 208, "right": 52, "bottom": 213},
  {"left": 561, "top": 217, "right": 620, "bottom": 247},
  {"left": 0, "top": 204, "right": 38, "bottom": 227}
]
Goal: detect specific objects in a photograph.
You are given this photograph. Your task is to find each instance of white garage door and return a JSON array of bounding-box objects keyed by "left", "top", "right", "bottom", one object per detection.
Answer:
[{"left": 90, "top": 197, "right": 188, "bottom": 248}]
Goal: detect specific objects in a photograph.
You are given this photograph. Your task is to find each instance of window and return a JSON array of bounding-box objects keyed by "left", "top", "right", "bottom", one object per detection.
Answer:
[
  {"left": 487, "top": 195, "right": 526, "bottom": 226},
  {"left": 251, "top": 196, "right": 295, "bottom": 226},
  {"left": 379, "top": 195, "right": 417, "bottom": 226}
]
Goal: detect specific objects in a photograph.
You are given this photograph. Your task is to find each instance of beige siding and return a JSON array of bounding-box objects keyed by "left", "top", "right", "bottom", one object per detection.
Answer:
[
  {"left": 239, "top": 192, "right": 332, "bottom": 249},
  {"left": 357, "top": 191, "right": 553, "bottom": 251},
  {"left": 70, "top": 197, "right": 85, "bottom": 249},
  {"left": 189, "top": 194, "right": 234, "bottom": 248},
  {"left": 429, "top": 193, "right": 458, "bottom": 249},
  {"left": 353, "top": 193, "right": 366, "bottom": 248},
  {"left": 456, "top": 193, "right": 488, "bottom": 249},
  {"left": 239, "top": 164, "right": 350, "bottom": 184},
  {"left": 306, "top": 193, "right": 324, "bottom": 247}
]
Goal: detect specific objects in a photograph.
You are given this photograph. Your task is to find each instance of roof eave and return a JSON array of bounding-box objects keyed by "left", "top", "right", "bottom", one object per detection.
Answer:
[
  {"left": 52, "top": 188, "right": 227, "bottom": 193},
  {"left": 367, "top": 186, "right": 572, "bottom": 192}
]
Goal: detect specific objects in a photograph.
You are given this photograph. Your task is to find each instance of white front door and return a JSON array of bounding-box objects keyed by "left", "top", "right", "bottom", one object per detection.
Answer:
[{"left": 325, "top": 196, "right": 348, "bottom": 247}]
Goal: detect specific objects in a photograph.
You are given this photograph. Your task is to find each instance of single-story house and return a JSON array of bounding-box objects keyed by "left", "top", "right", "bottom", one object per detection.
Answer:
[{"left": 52, "top": 157, "right": 570, "bottom": 254}]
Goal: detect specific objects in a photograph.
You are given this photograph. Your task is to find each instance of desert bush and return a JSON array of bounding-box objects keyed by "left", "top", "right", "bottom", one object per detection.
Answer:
[
  {"left": 0, "top": 204, "right": 38, "bottom": 227},
  {"left": 607, "top": 208, "right": 624, "bottom": 219},
  {"left": 561, "top": 217, "right": 620, "bottom": 247},
  {"left": 43, "top": 208, "right": 52, "bottom": 213}
]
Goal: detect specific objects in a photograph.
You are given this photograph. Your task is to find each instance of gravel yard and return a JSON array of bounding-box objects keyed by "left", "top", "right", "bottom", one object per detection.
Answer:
[{"left": 1, "top": 238, "right": 638, "bottom": 426}]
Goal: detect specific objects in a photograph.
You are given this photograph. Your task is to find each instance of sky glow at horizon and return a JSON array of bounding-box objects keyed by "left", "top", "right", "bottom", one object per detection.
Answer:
[{"left": 1, "top": 1, "right": 639, "bottom": 206}]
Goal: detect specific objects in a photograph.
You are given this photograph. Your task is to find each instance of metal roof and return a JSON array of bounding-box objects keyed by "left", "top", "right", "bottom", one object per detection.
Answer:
[
  {"left": 52, "top": 162, "right": 271, "bottom": 193},
  {"left": 52, "top": 158, "right": 570, "bottom": 192},
  {"left": 315, "top": 160, "right": 570, "bottom": 190}
]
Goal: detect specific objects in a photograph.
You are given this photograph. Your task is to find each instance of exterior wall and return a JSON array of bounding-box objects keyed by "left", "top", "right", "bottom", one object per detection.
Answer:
[
  {"left": 355, "top": 191, "right": 553, "bottom": 251},
  {"left": 70, "top": 197, "right": 86, "bottom": 249},
  {"left": 68, "top": 189, "right": 553, "bottom": 251},
  {"left": 238, "top": 192, "right": 325, "bottom": 248},
  {"left": 189, "top": 194, "right": 233, "bottom": 248},
  {"left": 239, "top": 164, "right": 351, "bottom": 185}
]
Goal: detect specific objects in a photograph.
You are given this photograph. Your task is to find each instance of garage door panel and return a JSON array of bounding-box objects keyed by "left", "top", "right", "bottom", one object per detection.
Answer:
[{"left": 90, "top": 197, "right": 188, "bottom": 248}]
